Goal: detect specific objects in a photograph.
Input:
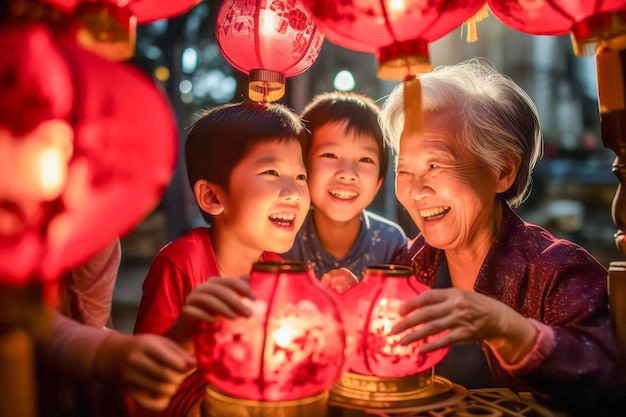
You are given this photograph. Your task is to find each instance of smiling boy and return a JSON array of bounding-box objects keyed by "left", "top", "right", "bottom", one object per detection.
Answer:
[
  {"left": 132, "top": 101, "right": 310, "bottom": 417},
  {"left": 282, "top": 92, "right": 407, "bottom": 284}
]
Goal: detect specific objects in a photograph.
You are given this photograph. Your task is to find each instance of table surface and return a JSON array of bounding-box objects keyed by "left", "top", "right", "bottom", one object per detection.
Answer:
[{"left": 328, "top": 388, "right": 562, "bottom": 417}]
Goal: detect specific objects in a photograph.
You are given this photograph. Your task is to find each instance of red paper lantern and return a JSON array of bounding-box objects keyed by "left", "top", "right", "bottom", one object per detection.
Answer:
[
  {"left": 0, "top": 23, "right": 177, "bottom": 286},
  {"left": 488, "top": 0, "right": 626, "bottom": 55},
  {"left": 42, "top": 0, "right": 202, "bottom": 24},
  {"left": 195, "top": 261, "right": 352, "bottom": 405},
  {"left": 342, "top": 264, "right": 448, "bottom": 378},
  {"left": 215, "top": 0, "right": 324, "bottom": 102},
  {"left": 302, "top": 0, "right": 486, "bottom": 80},
  {"left": 38, "top": 0, "right": 201, "bottom": 60}
]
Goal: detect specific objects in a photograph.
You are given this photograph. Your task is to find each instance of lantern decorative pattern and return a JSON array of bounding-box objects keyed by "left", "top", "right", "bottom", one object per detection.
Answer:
[
  {"left": 215, "top": 0, "right": 324, "bottom": 102},
  {"left": 487, "top": 0, "right": 626, "bottom": 55},
  {"left": 302, "top": 0, "right": 486, "bottom": 80},
  {"left": 195, "top": 261, "right": 351, "bottom": 404},
  {"left": 0, "top": 22, "right": 177, "bottom": 285},
  {"left": 343, "top": 264, "right": 448, "bottom": 377}
]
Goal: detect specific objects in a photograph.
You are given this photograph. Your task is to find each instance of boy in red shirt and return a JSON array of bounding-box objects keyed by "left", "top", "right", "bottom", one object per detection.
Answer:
[{"left": 132, "top": 101, "right": 311, "bottom": 416}]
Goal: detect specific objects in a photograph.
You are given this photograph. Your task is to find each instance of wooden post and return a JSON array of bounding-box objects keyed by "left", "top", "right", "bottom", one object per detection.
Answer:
[
  {"left": 597, "top": 46, "right": 626, "bottom": 389},
  {"left": 0, "top": 328, "right": 36, "bottom": 417}
]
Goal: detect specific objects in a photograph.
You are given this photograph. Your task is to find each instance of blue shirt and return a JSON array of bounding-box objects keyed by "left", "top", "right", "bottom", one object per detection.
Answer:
[{"left": 282, "top": 209, "right": 408, "bottom": 280}]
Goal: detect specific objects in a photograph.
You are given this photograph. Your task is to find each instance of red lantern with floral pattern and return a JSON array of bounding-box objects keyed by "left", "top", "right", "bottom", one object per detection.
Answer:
[
  {"left": 341, "top": 265, "right": 448, "bottom": 377},
  {"left": 195, "top": 261, "right": 353, "bottom": 415},
  {"left": 302, "top": 0, "right": 486, "bottom": 80},
  {"left": 488, "top": 0, "right": 626, "bottom": 55},
  {"left": 215, "top": 0, "right": 324, "bottom": 102},
  {"left": 330, "top": 265, "right": 453, "bottom": 409}
]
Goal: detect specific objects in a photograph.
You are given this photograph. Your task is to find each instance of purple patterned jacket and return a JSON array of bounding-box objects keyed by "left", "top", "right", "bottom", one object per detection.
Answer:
[{"left": 399, "top": 202, "right": 620, "bottom": 407}]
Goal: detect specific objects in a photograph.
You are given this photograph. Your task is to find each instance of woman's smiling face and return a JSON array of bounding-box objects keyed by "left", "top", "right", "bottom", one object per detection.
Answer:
[{"left": 395, "top": 116, "right": 506, "bottom": 251}]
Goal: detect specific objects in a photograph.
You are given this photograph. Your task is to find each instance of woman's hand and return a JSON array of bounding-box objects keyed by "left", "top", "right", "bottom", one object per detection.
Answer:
[
  {"left": 321, "top": 268, "right": 359, "bottom": 294},
  {"left": 390, "top": 288, "right": 537, "bottom": 364}
]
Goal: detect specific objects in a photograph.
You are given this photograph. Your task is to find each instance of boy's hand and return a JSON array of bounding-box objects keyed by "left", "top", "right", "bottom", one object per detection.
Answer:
[
  {"left": 95, "top": 332, "right": 196, "bottom": 411},
  {"left": 166, "top": 277, "right": 255, "bottom": 347},
  {"left": 321, "top": 268, "right": 359, "bottom": 294}
]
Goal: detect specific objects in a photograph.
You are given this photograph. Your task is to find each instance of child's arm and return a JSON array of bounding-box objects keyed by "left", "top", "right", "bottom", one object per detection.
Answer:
[
  {"left": 321, "top": 268, "right": 359, "bottom": 294},
  {"left": 42, "top": 313, "right": 196, "bottom": 411},
  {"left": 94, "top": 330, "right": 197, "bottom": 411},
  {"left": 163, "top": 277, "right": 255, "bottom": 349}
]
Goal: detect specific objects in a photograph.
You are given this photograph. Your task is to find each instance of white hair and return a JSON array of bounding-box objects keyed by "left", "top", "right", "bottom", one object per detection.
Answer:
[{"left": 379, "top": 58, "right": 543, "bottom": 207}]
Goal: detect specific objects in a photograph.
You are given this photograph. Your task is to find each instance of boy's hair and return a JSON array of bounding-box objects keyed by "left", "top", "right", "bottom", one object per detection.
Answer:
[
  {"left": 300, "top": 91, "right": 389, "bottom": 180},
  {"left": 185, "top": 100, "right": 306, "bottom": 223}
]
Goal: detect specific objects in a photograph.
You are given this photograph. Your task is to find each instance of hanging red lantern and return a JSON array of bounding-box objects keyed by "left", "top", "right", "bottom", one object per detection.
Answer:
[
  {"left": 195, "top": 261, "right": 353, "bottom": 415},
  {"left": 41, "top": 0, "right": 202, "bottom": 24},
  {"left": 38, "top": 0, "right": 202, "bottom": 60},
  {"left": 0, "top": 22, "right": 177, "bottom": 286},
  {"left": 331, "top": 264, "right": 454, "bottom": 409},
  {"left": 215, "top": 0, "right": 324, "bottom": 102},
  {"left": 302, "top": 0, "right": 486, "bottom": 80},
  {"left": 487, "top": 0, "right": 626, "bottom": 55}
]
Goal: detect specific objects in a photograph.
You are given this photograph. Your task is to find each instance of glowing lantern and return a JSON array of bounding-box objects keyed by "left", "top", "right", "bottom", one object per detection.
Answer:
[
  {"left": 0, "top": 22, "right": 177, "bottom": 286},
  {"left": 487, "top": 0, "right": 626, "bottom": 56},
  {"left": 215, "top": 0, "right": 324, "bottom": 102},
  {"left": 195, "top": 261, "right": 352, "bottom": 415},
  {"left": 42, "top": 0, "right": 202, "bottom": 24},
  {"left": 39, "top": 0, "right": 202, "bottom": 60},
  {"left": 302, "top": 0, "right": 485, "bottom": 80},
  {"left": 331, "top": 264, "right": 454, "bottom": 409}
]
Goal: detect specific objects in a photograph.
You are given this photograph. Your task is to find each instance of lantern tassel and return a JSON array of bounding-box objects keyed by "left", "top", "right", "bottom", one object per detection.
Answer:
[
  {"left": 596, "top": 46, "right": 625, "bottom": 112},
  {"left": 402, "top": 75, "right": 422, "bottom": 139},
  {"left": 462, "top": 4, "right": 489, "bottom": 43}
]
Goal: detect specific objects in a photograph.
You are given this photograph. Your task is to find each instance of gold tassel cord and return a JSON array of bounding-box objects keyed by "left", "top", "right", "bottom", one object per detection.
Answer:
[
  {"left": 462, "top": 4, "right": 489, "bottom": 43},
  {"left": 402, "top": 76, "right": 423, "bottom": 140},
  {"left": 596, "top": 46, "right": 625, "bottom": 112}
]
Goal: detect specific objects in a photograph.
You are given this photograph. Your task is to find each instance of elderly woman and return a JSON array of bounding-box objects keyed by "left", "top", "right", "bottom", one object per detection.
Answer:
[{"left": 380, "top": 59, "right": 619, "bottom": 413}]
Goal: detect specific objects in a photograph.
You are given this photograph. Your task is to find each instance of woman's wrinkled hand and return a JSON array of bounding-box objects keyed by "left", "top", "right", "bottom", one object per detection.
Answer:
[{"left": 390, "top": 288, "right": 536, "bottom": 363}]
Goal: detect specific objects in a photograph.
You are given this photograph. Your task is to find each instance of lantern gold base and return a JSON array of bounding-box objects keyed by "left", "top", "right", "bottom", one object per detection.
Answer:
[
  {"left": 328, "top": 369, "right": 465, "bottom": 411},
  {"left": 248, "top": 69, "right": 286, "bottom": 103},
  {"left": 202, "top": 386, "right": 328, "bottom": 417}
]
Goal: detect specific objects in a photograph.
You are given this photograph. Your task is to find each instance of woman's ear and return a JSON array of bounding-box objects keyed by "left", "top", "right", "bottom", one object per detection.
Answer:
[
  {"left": 495, "top": 160, "right": 518, "bottom": 193},
  {"left": 194, "top": 179, "right": 224, "bottom": 216}
]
